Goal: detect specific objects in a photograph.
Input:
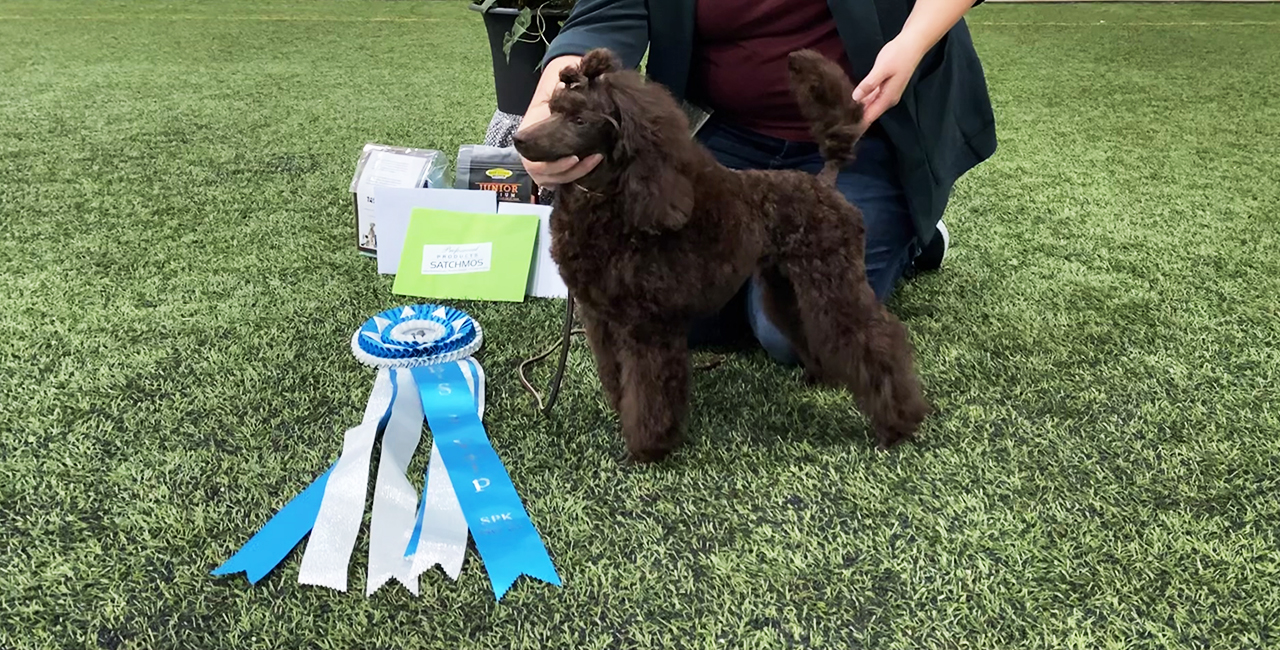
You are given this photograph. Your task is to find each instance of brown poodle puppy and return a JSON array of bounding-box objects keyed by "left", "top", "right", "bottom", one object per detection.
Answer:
[{"left": 514, "top": 48, "right": 929, "bottom": 463}]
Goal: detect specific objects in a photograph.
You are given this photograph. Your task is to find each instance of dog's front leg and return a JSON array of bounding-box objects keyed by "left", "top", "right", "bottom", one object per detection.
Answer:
[
  {"left": 578, "top": 307, "right": 622, "bottom": 412},
  {"left": 615, "top": 328, "right": 690, "bottom": 463}
]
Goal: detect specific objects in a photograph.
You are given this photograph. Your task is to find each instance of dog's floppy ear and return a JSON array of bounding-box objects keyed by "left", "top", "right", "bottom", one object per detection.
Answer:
[{"left": 608, "top": 78, "right": 694, "bottom": 233}]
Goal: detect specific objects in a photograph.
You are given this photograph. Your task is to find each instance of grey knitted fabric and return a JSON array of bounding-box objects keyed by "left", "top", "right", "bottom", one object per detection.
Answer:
[
  {"left": 484, "top": 109, "right": 523, "bottom": 147},
  {"left": 483, "top": 109, "right": 555, "bottom": 204}
]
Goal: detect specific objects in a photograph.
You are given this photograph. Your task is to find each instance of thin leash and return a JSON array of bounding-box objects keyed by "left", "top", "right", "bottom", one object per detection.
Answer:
[{"left": 518, "top": 290, "right": 581, "bottom": 417}]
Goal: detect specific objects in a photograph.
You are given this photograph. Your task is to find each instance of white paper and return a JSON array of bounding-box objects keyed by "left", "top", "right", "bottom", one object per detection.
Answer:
[
  {"left": 421, "top": 242, "right": 494, "bottom": 275},
  {"left": 372, "top": 188, "right": 498, "bottom": 275},
  {"left": 498, "top": 202, "right": 567, "bottom": 299}
]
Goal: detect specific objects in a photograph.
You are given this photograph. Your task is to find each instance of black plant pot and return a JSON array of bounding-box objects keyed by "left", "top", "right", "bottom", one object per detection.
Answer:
[{"left": 471, "top": 4, "right": 567, "bottom": 116}]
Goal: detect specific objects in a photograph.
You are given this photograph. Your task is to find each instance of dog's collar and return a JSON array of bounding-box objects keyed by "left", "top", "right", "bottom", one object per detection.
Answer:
[{"left": 571, "top": 182, "right": 603, "bottom": 197}]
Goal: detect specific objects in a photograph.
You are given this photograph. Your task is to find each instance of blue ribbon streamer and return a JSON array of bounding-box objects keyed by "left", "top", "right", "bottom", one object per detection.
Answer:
[
  {"left": 410, "top": 362, "right": 561, "bottom": 601},
  {"left": 210, "top": 462, "right": 336, "bottom": 584},
  {"left": 404, "top": 479, "right": 427, "bottom": 559}
]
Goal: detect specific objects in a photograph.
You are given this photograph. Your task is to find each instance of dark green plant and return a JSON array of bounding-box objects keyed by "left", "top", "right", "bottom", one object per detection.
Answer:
[{"left": 473, "top": 0, "right": 575, "bottom": 61}]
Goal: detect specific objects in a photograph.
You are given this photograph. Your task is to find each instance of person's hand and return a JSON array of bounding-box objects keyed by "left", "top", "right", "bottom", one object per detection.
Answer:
[
  {"left": 524, "top": 153, "right": 604, "bottom": 187},
  {"left": 515, "top": 56, "right": 604, "bottom": 187},
  {"left": 851, "top": 36, "right": 928, "bottom": 126}
]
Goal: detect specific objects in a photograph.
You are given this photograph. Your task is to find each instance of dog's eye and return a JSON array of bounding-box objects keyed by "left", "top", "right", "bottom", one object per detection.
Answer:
[{"left": 572, "top": 116, "right": 586, "bottom": 126}]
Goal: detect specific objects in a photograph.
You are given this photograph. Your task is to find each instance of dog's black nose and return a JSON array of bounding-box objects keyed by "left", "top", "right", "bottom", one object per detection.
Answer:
[{"left": 512, "top": 132, "right": 527, "bottom": 149}]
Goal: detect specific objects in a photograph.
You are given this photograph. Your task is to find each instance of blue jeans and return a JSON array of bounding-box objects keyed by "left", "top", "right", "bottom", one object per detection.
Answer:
[{"left": 688, "top": 117, "right": 919, "bottom": 365}]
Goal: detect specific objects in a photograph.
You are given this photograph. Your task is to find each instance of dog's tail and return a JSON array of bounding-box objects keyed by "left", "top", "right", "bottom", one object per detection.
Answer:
[{"left": 787, "top": 49, "right": 866, "bottom": 184}]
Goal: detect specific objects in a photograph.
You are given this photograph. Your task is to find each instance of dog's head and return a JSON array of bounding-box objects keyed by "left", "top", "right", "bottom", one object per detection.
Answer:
[
  {"left": 512, "top": 49, "right": 626, "bottom": 164},
  {"left": 514, "top": 48, "right": 695, "bottom": 232}
]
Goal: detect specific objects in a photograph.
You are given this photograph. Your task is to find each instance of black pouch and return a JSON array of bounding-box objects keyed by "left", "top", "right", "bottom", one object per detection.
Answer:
[{"left": 454, "top": 145, "right": 540, "bottom": 204}]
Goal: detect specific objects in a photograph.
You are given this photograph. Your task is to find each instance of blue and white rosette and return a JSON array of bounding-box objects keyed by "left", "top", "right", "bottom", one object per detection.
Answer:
[{"left": 212, "top": 305, "right": 561, "bottom": 601}]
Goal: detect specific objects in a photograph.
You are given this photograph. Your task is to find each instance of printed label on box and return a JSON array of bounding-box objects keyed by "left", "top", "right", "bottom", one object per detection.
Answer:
[{"left": 349, "top": 144, "right": 449, "bottom": 256}]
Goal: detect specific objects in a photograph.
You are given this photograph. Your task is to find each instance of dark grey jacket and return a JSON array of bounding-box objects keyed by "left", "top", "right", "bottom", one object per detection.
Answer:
[{"left": 541, "top": 0, "right": 997, "bottom": 245}]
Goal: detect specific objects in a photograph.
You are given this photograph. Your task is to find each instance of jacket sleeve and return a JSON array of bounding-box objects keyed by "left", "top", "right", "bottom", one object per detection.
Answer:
[{"left": 541, "top": 0, "right": 650, "bottom": 70}]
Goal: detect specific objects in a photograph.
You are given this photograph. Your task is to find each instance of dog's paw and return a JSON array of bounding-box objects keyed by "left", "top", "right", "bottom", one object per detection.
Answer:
[
  {"left": 873, "top": 426, "right": 916, "bottom": 452},
  {"left": 624, "top": 438, "right": 679, "bottom": 464},
  {"left": 626, "top": 447, "right": 674, "bottom": 464}
]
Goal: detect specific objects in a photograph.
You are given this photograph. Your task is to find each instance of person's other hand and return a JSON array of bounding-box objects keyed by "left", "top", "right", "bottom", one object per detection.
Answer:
[{"left": 851, "top": 37, "right": 927, "bottom": 126}]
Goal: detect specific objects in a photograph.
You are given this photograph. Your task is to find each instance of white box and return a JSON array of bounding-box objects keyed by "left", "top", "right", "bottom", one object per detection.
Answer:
[{"left": 349, "top": 143, "right": 449, "bottom": 256}]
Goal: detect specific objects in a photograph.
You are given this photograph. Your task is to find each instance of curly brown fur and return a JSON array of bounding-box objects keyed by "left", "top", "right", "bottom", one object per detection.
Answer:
[{"left": 514, "top": 48, "right": 930, "bottom": 462}]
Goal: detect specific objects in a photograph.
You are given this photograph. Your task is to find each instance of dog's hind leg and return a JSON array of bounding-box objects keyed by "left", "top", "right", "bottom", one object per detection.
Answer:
[
  {"left": 781, "top": 253, "right": 929, "bottom": 449},
  {"left": 615, "top": 328, "right": 690, "bottom": 462},
  {"left": 754, "top": 266, "right": 821, "bottom": 381}
]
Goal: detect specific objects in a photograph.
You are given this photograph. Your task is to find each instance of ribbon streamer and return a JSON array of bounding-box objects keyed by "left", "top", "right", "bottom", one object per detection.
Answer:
[
  {"left": 413, "top": 362, "right": 561, "bottom": 601},
  {"left": 365, "top": 368, "right": 427, "bottom": 596},
  {"left": 296, "top": 368, "right": 394, "bottom": 591},
  {"left": 407, "top": 442, "right": 470, "bottom": 581},
  {"left": 209, "top": 462, "right": 335, "bottom": 584},
  {"left": 405, "top": 358, "right": 483, "bottom": 583}
]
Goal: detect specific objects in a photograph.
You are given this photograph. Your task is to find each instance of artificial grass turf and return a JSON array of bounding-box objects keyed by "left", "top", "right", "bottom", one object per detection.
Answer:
[{"left": 1, "top": 0, "right": 1279, "bottom": 647}]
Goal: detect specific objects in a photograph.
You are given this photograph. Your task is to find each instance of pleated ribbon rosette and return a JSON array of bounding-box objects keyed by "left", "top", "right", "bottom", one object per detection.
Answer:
[{"left": 212, "top": 304, "right": 561, "bottom": 601}]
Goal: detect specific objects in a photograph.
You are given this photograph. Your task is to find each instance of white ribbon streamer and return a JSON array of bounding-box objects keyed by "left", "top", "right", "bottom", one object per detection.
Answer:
[
  {"left": 297, "top": 355, "right": 485, "bottom": 592},
  {"left": 365, "top": 368, "right": 427, "bottom": 596},
  {"left": 461, "top": 357, "right": 486, "bottom": 420},
  {"left": 297, "top": 367, "right": 393, "bottom": 591},
  {"left": 407, "top": 359, "right": 483, "bottom": 582},
  {"left": 409, "top": 442, "right": 469, "bottom": 581}
]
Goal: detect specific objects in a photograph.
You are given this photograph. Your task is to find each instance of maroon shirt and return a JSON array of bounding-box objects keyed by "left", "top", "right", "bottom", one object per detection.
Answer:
[{"left": 688, "top": 0, "right": 857, "bottom": 142}]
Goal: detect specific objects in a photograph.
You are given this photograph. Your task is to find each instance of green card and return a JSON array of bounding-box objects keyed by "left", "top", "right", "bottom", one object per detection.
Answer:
[{"left": 391, "top": 208, "right": 540, "bottom": 302}]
